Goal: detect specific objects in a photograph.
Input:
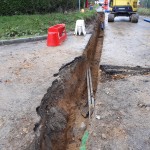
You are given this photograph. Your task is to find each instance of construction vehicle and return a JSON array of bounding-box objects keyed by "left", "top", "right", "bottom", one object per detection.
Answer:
[{"left": 108, "top": 0, "right": 139, "bottom": 23}]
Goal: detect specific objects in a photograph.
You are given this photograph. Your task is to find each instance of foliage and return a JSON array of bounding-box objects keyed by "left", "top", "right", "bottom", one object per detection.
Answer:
[
  {"left": 0, "top": 0, "right": 85, "bottom": 15},
  {"left": 140, "top": 0, "right": 150, "bottom": 8},
  {"left": 138, "top": 8, "right": 150, "bottom": 15},
  {"left": 0, "top": 9, "right": 96, "bottom": 39}
]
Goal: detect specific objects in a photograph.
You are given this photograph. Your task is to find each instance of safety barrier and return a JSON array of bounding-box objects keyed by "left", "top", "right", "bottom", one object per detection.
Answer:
[{"left": 47, "top": 24, "right": 67, "bottom": 46}]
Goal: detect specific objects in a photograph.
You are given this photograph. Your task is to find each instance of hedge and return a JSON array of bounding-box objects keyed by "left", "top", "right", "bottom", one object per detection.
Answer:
[{"left": 0, "top": 0, "right": 85, "bottom": 16}]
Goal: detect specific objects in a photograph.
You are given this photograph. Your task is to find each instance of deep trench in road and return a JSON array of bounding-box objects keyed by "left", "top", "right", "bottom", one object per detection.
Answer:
[
  {"left": 26, "top": 12, "right": 150, "bottom": 150},
  {"left": 25, "top": 12, "right": 105, "bottom": 150}
]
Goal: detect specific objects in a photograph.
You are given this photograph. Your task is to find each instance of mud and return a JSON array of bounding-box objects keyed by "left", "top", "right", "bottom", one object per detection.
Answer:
[
  {"left": 100, "top": 65, "right": 150, "bottom": 82},
  {"left": 100, "top": 65, "right": 150, "bottom": 75},
  {"left": 31, "top": 12, "right": 105, "bottom": 150}
]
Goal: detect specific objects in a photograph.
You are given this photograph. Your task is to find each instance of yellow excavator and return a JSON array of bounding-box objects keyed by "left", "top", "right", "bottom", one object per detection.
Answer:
[{"left": 108, "top": 0, "right": 139, "bottom": 23}]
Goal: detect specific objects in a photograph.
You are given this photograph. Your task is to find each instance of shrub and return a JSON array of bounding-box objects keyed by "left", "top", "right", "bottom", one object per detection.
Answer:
[
  {"left": 138, "top": 8, "right": 150, "bottom": 15},
  {"left": 0, "top": 0, "right": 85, "bottom": 15}
]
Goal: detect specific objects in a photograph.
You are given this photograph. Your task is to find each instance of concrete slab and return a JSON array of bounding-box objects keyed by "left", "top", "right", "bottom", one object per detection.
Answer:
[{"left": 0, "top": 34, "right": 91, "bottom": 150}]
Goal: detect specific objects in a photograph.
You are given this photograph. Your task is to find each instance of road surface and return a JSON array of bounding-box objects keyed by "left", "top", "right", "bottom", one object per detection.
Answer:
[
  {"left": 0, "top": 34, "right": 91, "bottom": 150},
  {"left": 88, "top": 15, "right": 150, "bottom": 150}
]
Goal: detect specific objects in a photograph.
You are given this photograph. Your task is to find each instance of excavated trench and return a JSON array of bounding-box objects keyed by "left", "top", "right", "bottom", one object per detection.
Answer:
[{"left": 32, "top": 12, "right": 105, "bottom": 150}]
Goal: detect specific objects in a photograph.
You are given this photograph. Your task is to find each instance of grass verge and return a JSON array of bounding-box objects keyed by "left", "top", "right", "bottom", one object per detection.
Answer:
[
  {"left": 0, "top": 9, "right": 96, "bottom": 40},
  {"left": 138, "top": 8, "right": 150, "bottom": 16}
]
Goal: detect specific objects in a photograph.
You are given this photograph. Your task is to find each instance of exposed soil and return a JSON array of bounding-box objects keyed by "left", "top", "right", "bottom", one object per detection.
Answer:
[
  {"left": 100, "top": 65, "right": 150, "bottom": 82},
  {"left": 31, "top": 12, "right": 105, "bottom": 150},
  {"left": 1, "top": 11, "right": 149, "bottom": 150}
]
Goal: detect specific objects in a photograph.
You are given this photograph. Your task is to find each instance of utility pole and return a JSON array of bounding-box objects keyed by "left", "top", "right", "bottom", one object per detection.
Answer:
[{"left": 79, "top": 0, "right": 80, "bottom": 11}]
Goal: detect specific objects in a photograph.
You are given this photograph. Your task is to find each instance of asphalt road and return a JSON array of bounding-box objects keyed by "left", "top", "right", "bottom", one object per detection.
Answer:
[
  {"left": 88, "top": 15, "right": 150, "bottom": 150},
  {"left": 101, "top": 15, "right": 150, "bottom": 68}
]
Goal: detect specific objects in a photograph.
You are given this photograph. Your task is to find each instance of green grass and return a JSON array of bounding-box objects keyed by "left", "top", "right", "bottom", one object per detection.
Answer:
[
  {"left": 0, "top": 9, "right": 96, "bottom": 40},
  {"left": 138, "top": 8, "right": 150, "bottom": 16}
]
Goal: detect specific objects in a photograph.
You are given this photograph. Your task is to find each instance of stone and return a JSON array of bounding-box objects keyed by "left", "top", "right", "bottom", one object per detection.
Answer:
[
  {"left": 80, "top": 122, "right": 87, "bottom": 132},
  {"left": 81, "top": 106, "right": 89, "bottom": 118},
  {"left": 96, "top": 115, "right": 101, "bottom": 120},
  {"left": 106, "top": 91, "right": 109, "bottom": 95},
  {"left": 93, "top": 132, "right": 97, "bottom": 137},
  {"left": 101, "top": 133, "right": 106, "bottom": 139},
  {"left": 138, "top": 103, "right": 144, "bottom": 107},
  {"left": 23, "top": 128, "right": 28, "bottom": 134},
  {"left": 97, "top": 102, "right": 102, "bottom": 106}
]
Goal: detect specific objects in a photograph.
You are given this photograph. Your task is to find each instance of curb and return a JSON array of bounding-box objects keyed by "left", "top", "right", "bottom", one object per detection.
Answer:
[
  {"left": 0, "top": 32, "right": 92, "bottom": 46},
  {"left": 0, "top": 35, "right": 47, "bottom": 46}
]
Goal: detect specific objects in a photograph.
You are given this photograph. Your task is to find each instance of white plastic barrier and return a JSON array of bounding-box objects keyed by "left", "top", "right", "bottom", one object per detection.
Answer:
[{"left": 74, "top": 20, "right": 86, "bottom": 36}]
